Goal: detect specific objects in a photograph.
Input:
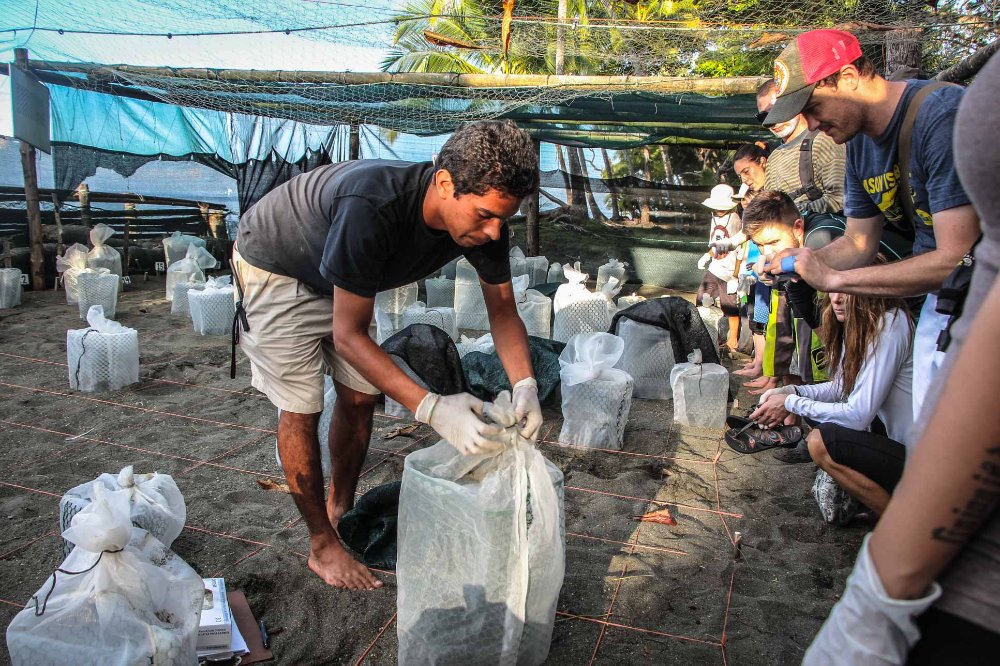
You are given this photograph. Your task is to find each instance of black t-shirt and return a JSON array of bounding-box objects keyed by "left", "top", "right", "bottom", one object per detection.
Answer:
[{"left": 236, "top": 160, "right": 511, "bottom": 297}]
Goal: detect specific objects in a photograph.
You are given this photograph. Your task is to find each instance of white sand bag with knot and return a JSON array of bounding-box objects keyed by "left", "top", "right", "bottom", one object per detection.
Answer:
[
  {"left": 401, "top": 301, "right": 459, "bottom": 341},
  {"left": 162, "top": 230, "right": 206, "bottom": 266},
  {"left": 557, "top": 332, "right": 634, "bottom": 450},
  {"left": 552, "top": 264, "right": 621, "bottom": 343},
  {"left": 166, "top": 243, "right": 216, "bottom": 302},
  {"left": 513, "top": 274, "right": 552, "bottom": 339},
  {"left": 77, "top": 270, "right": 119, "bottom": 319},
  {"left": 55, "top": 243, "right": 90, "bottom": 304},
  {"left": 86, "top": 223, "right": 122, "bottom": 276},
  {"left": 669, "top": 349, "right": 729, "bottom": 429},
  {"left": 454, "top": 257, "right": 489, "bottom": 330},
  {"left": 614, "top": 318, "right": 675, "bottom": 400},
  {"left": 424, "top": 276, "right": 455, "bottom": 308},
  {"left": 188, "top": 275, "right": 234, "bottom": 335},
  {"left": 67, "top": 305, "right": 139, "bottom": 392},
  {"left": 0, "top": 268, "right": 22, "bottom": 309},
  {"left": 596, "top": 258, "right": 627, "bottom": 292}
]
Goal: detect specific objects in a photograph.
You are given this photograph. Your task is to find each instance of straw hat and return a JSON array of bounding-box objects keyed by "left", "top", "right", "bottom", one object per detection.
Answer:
[{"left": 702, "top": 184, "right": 738, "bottom": 211}]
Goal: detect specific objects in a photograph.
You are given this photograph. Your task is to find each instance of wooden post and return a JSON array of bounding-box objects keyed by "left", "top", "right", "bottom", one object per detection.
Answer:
[
  {"left": 526, "top": 139, "right": 541, "bottom": 256},
  {"left": 123, "top": 202, "right": 136, "bottom": 275},
  {"left": 349, "top": 122, "right": 361, "bottom": 160},
  {"left": 77, "top": 183, "right": 91, "bottom": 228},
  {"left": 1, "top": 238, "right": 11, "bottom": 269},
  {"left": 15, "top": 48, "right": 46, "bottom": 292},
  {"left": 50, "top": 193, "right": 64, "bottom": 256}
]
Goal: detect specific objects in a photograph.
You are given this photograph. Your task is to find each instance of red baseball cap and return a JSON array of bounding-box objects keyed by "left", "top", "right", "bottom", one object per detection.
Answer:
[{"left": 763, "top": 30, "right": 862, "bottom": 127}]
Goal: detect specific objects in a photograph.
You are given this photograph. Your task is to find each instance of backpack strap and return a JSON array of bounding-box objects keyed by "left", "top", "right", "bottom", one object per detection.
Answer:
[
  {"left": 897, "top": 81, "right": 958, "bottom": 227},
  {"left": 797, "top": 130, "right": 824, "bottom": 201}
]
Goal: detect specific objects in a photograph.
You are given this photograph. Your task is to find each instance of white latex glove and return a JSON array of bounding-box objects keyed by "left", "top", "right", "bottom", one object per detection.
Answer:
[
  {"left": 804, "top": 534, "right": 942, "bottom": 666},
  {"left": 758, "top": 384, "right": 796, "bottom": 404},
  {"left": 726, "top": 278, "right": 739, "bottom": 295},
  {"left": 697, "top": 253, "right": 711, "bottom": 270},
  {"left": 415, "top": 392, "right": 507, "bottom": 456},
  {"left": 511, "top": 377, "right": 543, "bottom": 442},
  {"left": 709, "top": 238, "right": 735, "bottom": 253}
]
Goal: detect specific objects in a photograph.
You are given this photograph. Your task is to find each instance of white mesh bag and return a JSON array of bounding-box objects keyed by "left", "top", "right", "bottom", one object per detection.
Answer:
[
  {"left": 0, "top": 268, "right": 23, "bottom": 308},
  {"left": 557, "top": 333, "right": 634, "bottom": 450},
  {"left": 67, "top": 306, "right": 139, "bottom": 392},
  {"left": 375, "top": 282, "right": 418, "bottom": 315},
  {"left": 455, "top": 333, "right": 495, "bottom": 358},
  {"left": 454, "top": 257, "right": 489, "bottom": 330},
  {"left": 385, "top": 356, "right": 429, "bottom": 419},
  {"left": 552, "top": 265, "right": 621, "bottom": 343},
  {"left": 698, "top": 305, "right": 724, "bottom": 347},
  {"left": 596, "top": 258, "right": 627, "bottom": 292},
  {"left": 669, "top": 350, "right": 729, "bottom": 428},
  {"left": 59, "top": 465, "right": 186, "bottom": 557},
  {"left": 401, "top": 301, "right": 459, "bottom": 341},
  {"left": 276, "top": 376, "right": 335, "bottom": 477},
  {"left": 525, "top": 256, "right": 549, "bottom": 287},
  {"left": 165, "top": 243, "right": 216, "bottom": 302},
  {"left": 617, "top": 294, "right": 646, "bottom": 311},
  {"left": 6, "top": 486, "right": 203, "bottom": 666},
  {"left": 513, "top": 276, "right": 552, "bottom": 339},
  {"left": 546, "top": 262, "right": 565, "bottom": 284},
  {"left": 86, "top": 223, "right": 122, "bottom": 276},
  {"left": 425, "top": 276, "right": 455, "bottom": 308},
  {"left": 170, "top": 279, "right": 205, "bottom": 316},
  {"left": 188, "top": 276, "right": 234, "bottom": 336},
  {"left": 77, "top": 270, "right": 119, "bottom": 319},
  {"left": 55, "top": 243, "right": 90, "bottom": 304},
  {"left": 397, "top": 393, "right": 565, "bottom": 665},
  {"left": 614, "top": 319, "right": 675, "bottom": 400},
  {"left": 162, "top": 230, "right": 206, "bottom": 266},
  {"left": 509, "top": 246, "right": 529, "bottom": 282},
  {"left": 374, "top": 304, "right": 404, "bottom": 344}
]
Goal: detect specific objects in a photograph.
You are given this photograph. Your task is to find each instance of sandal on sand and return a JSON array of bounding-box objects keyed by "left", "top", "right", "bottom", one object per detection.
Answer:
[{"left": 725, "top": 422, "right": 803, "bottom": 454}]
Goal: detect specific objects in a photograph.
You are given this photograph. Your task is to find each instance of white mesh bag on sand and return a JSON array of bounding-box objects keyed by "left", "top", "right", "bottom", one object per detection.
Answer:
[
  {"left": 162, "top": 230, "right": 206, "bottom": 266},
  {"left": 397, "top": 392, "right": 565, "bottom": 665},
  {"left": 0, "top": 268, "right": 23, "bottom": 309},
  {"left": 525, "top": 256, "right": 549, "bottom": 287},
  {"left": 513, "top": 275, "right": 552, "bottom": 339},
  {"left": 558, "top": 333, "right": 634, "bottom": 450},
  {"left": 812, "top": 469, "right": 860, "bottom": 526},
  {"left": 6, "top": 486, "right": 203, "bottom": 666},
  {"left": 170, "top": 278, "right": 205, "bottom": 316},
  {"left": 55, "top": 243, "right": 90, "bottom": 304},
  {"left": 276, "top": 376, "right": 335, "bottom": 477},
  {"left": 617, "top": 294, "right": 646, "bottom": 311},
  {"left": 614, "top": 319, "right": 675, "bottom": 400},
  {"left": 189, "top": 276, "right": 234, "bottom": 336},
  {"left": 59, "top": 465, "right": 186, "bottom": 557},
  {"left": 509, "top": 246, "right": 529, "bottom": 282},
  {"left": 374, "top": 303, "right": 404, "bottom": 344},
  {"left": 596, "top": 259, "right": 627, "bottom": 292},
  {"left": 698, "top": 305, "right": 724, "bottom": 348},
  {"left": 455, "top": 257, "right": 489, "bottom": 330},
  {"left": 402, "top": 301, "right": 459, "bottom": 341},
  {"left": 77, "top": 270, "right": 119, "bottom": 319},
  {"left": 456, "top": 333, "right": 495, "bottom": 358},
  {"left": 166, "top": 244, "right": 216, "bottom": 302},
  {"left": 669, "top": 350, "right": 729, "bottom": 429},
  {"left": 552, "top": 265, "right": 621, "bottom": 343},
  {"left": 385, "top": 356, "right": 428, "bottom": 419},
  {"left": 67, "top": 305, "right": 139, "bottom": 392},
  {"left": 86, "top": 223, "right": 122, "bottom": 276},
  {"left": 546, "top": 262, "right": 565, "bottom": 284},
  {"left": 376, "top": 283, "right": 418, "bottom": 316},
  {"left": 425, "top": 276, "right": 455, "bottom": 308}
]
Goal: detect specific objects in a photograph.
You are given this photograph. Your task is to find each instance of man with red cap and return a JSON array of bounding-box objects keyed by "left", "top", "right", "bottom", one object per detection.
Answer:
[{"left": 762, "top": 29, "right": 980, "bottom": 417}]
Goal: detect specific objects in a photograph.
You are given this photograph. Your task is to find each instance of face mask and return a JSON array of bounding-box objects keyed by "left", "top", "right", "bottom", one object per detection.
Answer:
[{"left": 770, "top": 116, "right": 800, "bottom": 139}]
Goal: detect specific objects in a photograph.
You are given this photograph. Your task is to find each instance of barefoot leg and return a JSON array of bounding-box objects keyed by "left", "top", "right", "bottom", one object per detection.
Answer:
[{"left": 326, "top": 380, "right": 379, "bottom": 528}]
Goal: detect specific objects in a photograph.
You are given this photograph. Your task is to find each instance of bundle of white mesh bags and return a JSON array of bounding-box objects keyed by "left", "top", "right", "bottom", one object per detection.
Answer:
[
  {"left": 424, "top": 275, "right": 455, "bottom": 308},
  {"left": 67, "top": 305, "right": 139, "bottom": 392},
  {"left": 614, "top": 318, "right": 675, "bottom": 400},
  {"left": 669, "top": 349, "right": 729, "bottom": 428},
  {"left": 188, "top": 275, "right": 234, "bottom": 335},
  {"left": 552, "top": 263, "right": 621, "bottom": 343},
  {"left": 55, "top": 243, "right": 91, "bottom": 304},
  {"left": 456, "top": 333, "right": 495, "bottom": 358},
  {"left": 397, "top": 392, "right": 565, "bottom": 665},
  {"left": 454, "top": 258, "right": 490, "bottom": 330},
  {"left": 166, "top": 243, "right": 217, "bottom": 302},
  {"left": 401, "top": 301, "right": 459, "bottom": 341},
  {"left": 513, "top": 275, "right": 552, "bottom": 339},
  {"left": 595, "top": 258, "right": 627, "bottom": 292},
  {"left": 0, "top": 267, "right": 23, "bottom": 309},
  {"left": 558, "top": 333, "right": 634, "bottom": 450},
  {"left": 86, "top": 223, "right": 122, "bottom": 276},
  {"left": 77, "top": 270, "right": 119, "bottom": 319},
  {"left": 276, "top": 376, "right": 335, "bottom": 476},
  {"left": 6, "top": 485, "right": 203, "bottom": 666},
  {"left": 162, "top": 230, "right": 206, "bottom": 267}
]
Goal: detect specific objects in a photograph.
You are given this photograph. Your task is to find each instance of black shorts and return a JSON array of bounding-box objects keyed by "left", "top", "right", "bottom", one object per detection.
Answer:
[
  {"left": 816, "top": 422, "right": 906, "bottom": 493},
  {"left": 909, "top": 607, "right": 1000, "bottom": 665},
  {"left": 697, "top": 271, "right": 739, "bottom": 316}
]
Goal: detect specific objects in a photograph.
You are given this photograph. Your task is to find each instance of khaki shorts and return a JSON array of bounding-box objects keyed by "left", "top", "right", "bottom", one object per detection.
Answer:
[{"left": 232, "top": 247, "right": 378, "bottom": 414}]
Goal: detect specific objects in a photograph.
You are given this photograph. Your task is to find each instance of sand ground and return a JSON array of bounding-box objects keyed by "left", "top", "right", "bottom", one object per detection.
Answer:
[{"left": 0, "top": 276, "right": 867, "bottom": 665}]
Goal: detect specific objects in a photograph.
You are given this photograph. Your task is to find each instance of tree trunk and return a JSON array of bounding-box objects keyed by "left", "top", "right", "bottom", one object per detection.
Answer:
[
  {"left": 565, "top": 146, "right": 587, "bottom": 217},
  {"left": 526, "top": 139, "right": 541, "bottom": 255},
  {"left": 639, "top": 145, "right": 653, "bottom": 227},
  {"left": 555, "top": 146, "right": 574, "bottom": 209},
  {"left": 555, "top": 0, "right": 567, "bottom": 75},
  {"left": 885, "top": 28, "right": 924, "bottom": 78},
  {"left": 577, "top": 148, "right": 606, "bottom": 223},
  {"left": 658, "top": 145, "right": 673, "bottom": 209},
  {"left": 601, "top": 148, "right": 621, "bottom": 222}
]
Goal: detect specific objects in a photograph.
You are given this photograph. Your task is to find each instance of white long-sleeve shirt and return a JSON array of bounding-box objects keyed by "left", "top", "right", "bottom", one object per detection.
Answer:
[{"left": 784, "top": 309, "right": 915, "bottom": 451}]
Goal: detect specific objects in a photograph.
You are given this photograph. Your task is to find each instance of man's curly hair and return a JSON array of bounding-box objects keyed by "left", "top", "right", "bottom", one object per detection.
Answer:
[{"left": 437, "top": 120, "right": 539, "bottom": 199}]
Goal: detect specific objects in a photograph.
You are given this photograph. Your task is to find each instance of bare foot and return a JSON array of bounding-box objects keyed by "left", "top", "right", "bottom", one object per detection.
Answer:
[
  {"left": 734, "top": 363, "right": 762, "bottom": 379},
  {"left": 745, "top": 375, "right": 778, "bottom": 396},
  {"left": 326, "top": 496, "right": 351, "bottom": 531},
  {"left": 308, "top": 536, "right": 383, "bottom": 590}
]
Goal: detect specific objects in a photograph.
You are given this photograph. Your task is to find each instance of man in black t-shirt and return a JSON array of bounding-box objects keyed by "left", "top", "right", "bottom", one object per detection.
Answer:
[{"left": 232, "top": 120, "right": 541, "bottom": 590}]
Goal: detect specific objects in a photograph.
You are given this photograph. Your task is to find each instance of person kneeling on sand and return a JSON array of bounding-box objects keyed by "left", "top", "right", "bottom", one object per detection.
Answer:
[
  {"left": 232, "top": 120, "right": 543, "bottom": 590},
  {"left": 750, "top": 287, "right": 914, "bottom": 516}
]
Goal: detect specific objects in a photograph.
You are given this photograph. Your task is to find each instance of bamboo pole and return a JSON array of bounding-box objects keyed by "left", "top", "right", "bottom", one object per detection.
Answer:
[
  {"left": 349, "top": 122, "right": 361, "bottom": 160},
  {"left": 526, "top": 139, "right": 541, "bottom": 257},
  {"left": 51, "top": 193, "right": 65, "bottom": 256},
  {"left": 77, "top": 183, "right": 92, "bottom": 228},
  {"left": 124, "top": 202, "right": 136, "bottom": 275},
  {"left": 15, "top": 49, "right": 46, "bottom": 292}
]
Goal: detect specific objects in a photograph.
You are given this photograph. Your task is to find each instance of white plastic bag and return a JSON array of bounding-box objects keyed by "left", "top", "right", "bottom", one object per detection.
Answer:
[
  {"left": 59, "top": 465, "right": 186, "bottom": 557},
  {"left": 513, "top": 275, "right": 552, "bottom": 339},
  {"left": 397, "top": 393, "right": 565, "bottom": 665},
  {"left": 170, "top": 278, "right": 205, "bottom": 316},
  {"left": 77, "top": 270, "right": 119, "bottom": 319},
  {"left": 425, "top": 276, "right": 455, "bottom": 309},
  {"left": 374, "top": 303, "right": 404, "bottom": 344},
  {"left": 276, "top": 376, "right": 335, "bottom": 477},
  {"left": 615, "top": 318, "right": 675, "bottom": 400},
  {"left": 375, "top": 282, "right": 418, "bottom": 316},
  {"left": 454, "top": 257, "right": 489, "bottom": 330},
  {"left": 669, "top": 350, "right": 729, "bottom": 428},
  {"left": 401, "top": 301, "right": 459, "bottom": 341},
  {"left": 188, "top": 275, "right": 234, "bottom": 336},
  {"left": 617, "top": 293, "right": 645, "bottom": 311},
  {"left": 812, "top": 469, "right": 860, "bottom": 526},
  {"left": 56, "top": 243, "right": 91, "bottom": 304},
  {"left": 558, "top": 333, "right": 634, "bottom": 450},
  {"left": 596, "top": 258, "right": 627, "bottom": 292},
  {"left": 552, "top": 264, "right": 621, "bottom": 343},
  {"left": 525, "top": 256, "right": 549, "bottom": 287},
  {"left": 698, "top": 305, "right": 724, "bottom": 347},
  {"left": 509, "top": 246, "right": 529, "bottom": 282},
  {"left": 0, "top": 268, "right": 22, "bottom": 309},
  {"left": 67, "top": 305, "right": 139, "bottom": 392},
  {"left": 86, "top": 223, "right": 122, "bottom": 276},
  {"left": 546, "top": 262, "right": 565, "bottom": 284},
  {"left": 6, "top": 486, "right": 203, "bottom": 666},
  {"left": 165, "top": 243, "right": 216, "bottom": 302},
  {"left": 455, "top": 333, "right": 495, "bottom": 358},
  {"left": 162, "top": 230, "right": 206, "bottom": 267}
]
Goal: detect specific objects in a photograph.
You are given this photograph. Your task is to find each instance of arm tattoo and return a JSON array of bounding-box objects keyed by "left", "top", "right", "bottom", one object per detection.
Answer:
[{"left": 932, "top": 447, "right": 1000, "bottom": 545}]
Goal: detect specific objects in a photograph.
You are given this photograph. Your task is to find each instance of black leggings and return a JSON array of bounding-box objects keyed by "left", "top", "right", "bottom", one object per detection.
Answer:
[{"left": 909, "top": 607, "right": 1000, "bottom": 664}]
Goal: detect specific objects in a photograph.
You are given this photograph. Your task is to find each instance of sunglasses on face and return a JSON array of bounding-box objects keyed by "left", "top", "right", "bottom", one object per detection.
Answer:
[{"left": 754, "top": 109, "right": 769, "bottom": 124}]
